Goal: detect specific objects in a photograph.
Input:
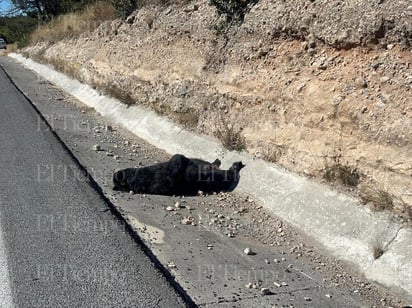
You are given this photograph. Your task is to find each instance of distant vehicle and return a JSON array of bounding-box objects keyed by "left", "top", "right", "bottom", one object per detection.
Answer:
[{"left": 0, "top": 38, "right": 7, "bottom": 50}]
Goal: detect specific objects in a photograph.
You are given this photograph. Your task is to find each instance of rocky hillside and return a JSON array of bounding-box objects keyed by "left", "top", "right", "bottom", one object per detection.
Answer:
[{"left": 24, "top": 0, "right": 412, "bottom": 220}]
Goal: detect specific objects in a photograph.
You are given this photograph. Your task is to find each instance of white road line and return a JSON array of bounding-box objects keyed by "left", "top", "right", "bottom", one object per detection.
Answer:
[{"left": 0, "top": 213, "right": 14, "bottom": 308}]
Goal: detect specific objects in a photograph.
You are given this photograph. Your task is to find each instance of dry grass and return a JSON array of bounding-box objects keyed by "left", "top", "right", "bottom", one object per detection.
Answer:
[
  {"left": 31, "top": 1, "right": 115, "bottom": 44},
  {"left": 48, "top": 57, "right": 82, "bottom": 80},
  {"left": 372, "top": 237, "right": 386, "bottom": 260},
  {"left": 102, "top": 83, "right": 134, "bottom": 106},
  {"left": 360, "top": 189, "right": 393, "bottom": 212},
  {"left": 6, "top": 43, "right": 18, "bottom": 53},
  {"left": 152, "top": 101, "right": 199, "bottom": 129},
  {"left": 261, "top": 143, "right": 283, "bottom": 163},
  {"left": 323, "top": 162, "right": 360, "bottom": 187},
  {"left": 174, "top": 108, "right": 199, "bottom": 129},
  {"left": 214, "top": 113, "right": 246, "bottom": 152}
]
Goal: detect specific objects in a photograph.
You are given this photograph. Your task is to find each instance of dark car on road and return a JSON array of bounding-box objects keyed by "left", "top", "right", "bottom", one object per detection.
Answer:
[{"left": 0, "top": 38, "right": 7, "bottom": 49}]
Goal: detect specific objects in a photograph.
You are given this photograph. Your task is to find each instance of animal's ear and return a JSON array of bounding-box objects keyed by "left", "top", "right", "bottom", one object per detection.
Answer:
[
  {"left": 231, "top": 161, "right": 245, "bottom": 170},
  {"left": 168, "top": 154, "right": 189, "bottom": 176},
  {"left": 212, "top": 158, "right": 221, "bottom": 168}
]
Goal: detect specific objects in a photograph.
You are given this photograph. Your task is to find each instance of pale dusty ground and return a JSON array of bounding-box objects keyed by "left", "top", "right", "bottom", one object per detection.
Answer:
[{"left": 23, "top": 0, "right": 411, "bottom": 222}]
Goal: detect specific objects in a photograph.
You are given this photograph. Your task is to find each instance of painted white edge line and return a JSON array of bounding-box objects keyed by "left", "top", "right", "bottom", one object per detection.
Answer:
[{"left": 0, "top": 214, "right": 14, "bottom": 307}]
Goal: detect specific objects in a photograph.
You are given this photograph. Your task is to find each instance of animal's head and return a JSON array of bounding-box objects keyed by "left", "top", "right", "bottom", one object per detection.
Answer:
[
  {"left": 230, "top": 161, "right": 245, "bottom": 172},
  {"left": 113, "top": 169, "right": 130, "bottom": 191}
]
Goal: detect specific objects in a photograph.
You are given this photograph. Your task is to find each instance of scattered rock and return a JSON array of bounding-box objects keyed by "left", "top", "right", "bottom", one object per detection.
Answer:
[
  {"left": 92, "top": 144, "right": 101, "bottom": 151},
  {"left": 165, "top": 206, "right": 175, "bottom": 211},
  {"left": 175, "top": 201, "right": 185, "bottom": 209},
  {"left": 260, "top": 287, "right": 271, "bottom": 295},
  {"left": 355, "top": 77, "right": 367, "bottom": 89},
  {"left": 167, "top": 262, "right": 177, "bottom": 269},
  {"left": 380, "top": 76, "right": 390, "bottom": 83},
  {"left": 376, "top": 101, "right": 386, "bottom": 108},
  {"left": 181, "top": 217, "right": 194, "bottom": 225},
  {"left": 360, "top": 106, "right": 368, "bottom": 114},
  {"left": 244, "top": 247, "right": 255, "bottom": 255},
  {"left": 307, "top": 48, "right": 316, "bottom": 56}
]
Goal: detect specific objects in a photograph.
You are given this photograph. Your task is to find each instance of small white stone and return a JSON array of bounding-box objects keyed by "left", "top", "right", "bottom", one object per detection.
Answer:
[
  {"left": 244, "top": 247, "right": 254, "bottom": 255},
  {"left": 168, "top": 262, "right": 176, "bottom": 269},
  {"left": 92, "top": 144, "right": 101, "bottom": 151},
  {"left": 181, "top": 217, "right": 192, "bottom": 225},
  {"left": 245, "top": 282, "right": 253, "bottom": 289},
  {"left": 165, "top": 206, "right": 174, "bottom": 211},
  {"left": 175, "top": 201, "right": 184, "bottom": 208},
  {"left": 260, "top": 287, "right": 271, "bottom": 295}
]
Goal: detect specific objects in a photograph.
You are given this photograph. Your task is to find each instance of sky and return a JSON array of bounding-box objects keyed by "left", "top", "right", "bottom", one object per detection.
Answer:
[{"left": 0, "top": 0, "right": 15, "bottom": 15}]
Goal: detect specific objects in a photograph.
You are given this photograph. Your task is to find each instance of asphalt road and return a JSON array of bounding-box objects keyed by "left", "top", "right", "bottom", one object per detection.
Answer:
[{"left": 0, "top": 63, "right": 187, "bottom": 307}]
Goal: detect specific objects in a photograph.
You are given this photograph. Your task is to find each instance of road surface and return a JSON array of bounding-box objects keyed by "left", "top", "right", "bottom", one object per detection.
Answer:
[{"left": 0, "top": 61, "right": 188, "bottom": 307}]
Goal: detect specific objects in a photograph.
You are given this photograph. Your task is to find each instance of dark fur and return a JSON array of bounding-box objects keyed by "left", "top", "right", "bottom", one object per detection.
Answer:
[{"left": 113, "top": 154, "right": 244, "bottom": 196}]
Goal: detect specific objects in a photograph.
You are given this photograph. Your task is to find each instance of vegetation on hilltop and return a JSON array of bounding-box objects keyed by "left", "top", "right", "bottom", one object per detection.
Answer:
[{"left": 0, "top": 15, "right": 37, "bottom": 47}]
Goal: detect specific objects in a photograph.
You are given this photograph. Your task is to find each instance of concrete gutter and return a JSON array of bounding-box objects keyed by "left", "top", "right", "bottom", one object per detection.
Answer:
[{"left": 9, "top": 53, "right": 412, "bottom": 301}]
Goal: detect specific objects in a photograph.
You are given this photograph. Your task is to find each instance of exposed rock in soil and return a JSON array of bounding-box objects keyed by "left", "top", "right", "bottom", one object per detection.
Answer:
[{"left": 23, "top": 0, "right": 412, "bottom": 219}]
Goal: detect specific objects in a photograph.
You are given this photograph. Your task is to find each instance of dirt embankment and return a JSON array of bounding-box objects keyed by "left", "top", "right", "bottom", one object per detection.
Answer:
[{"left": 24, "top": 0, "right": 412, "bottom": 219}]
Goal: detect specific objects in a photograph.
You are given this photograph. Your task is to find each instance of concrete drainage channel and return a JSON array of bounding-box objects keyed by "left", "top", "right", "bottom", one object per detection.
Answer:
[{"left": 7, "top": 53, "right": 412, "bottom": 303}]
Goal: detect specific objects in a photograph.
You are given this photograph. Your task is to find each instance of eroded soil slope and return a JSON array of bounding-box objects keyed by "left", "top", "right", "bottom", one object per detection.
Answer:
[{"left": 24, "top": 0, "right": 412, "bottom": 219}]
